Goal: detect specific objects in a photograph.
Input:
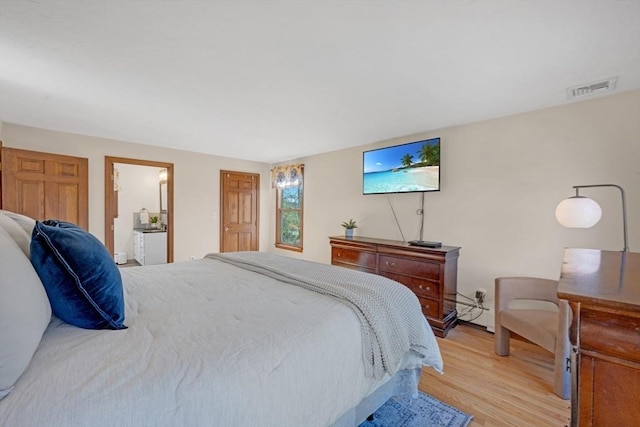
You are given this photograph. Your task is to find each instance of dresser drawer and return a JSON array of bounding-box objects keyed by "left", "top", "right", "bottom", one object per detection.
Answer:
[
  {"left": 418, "top": 297, "right": 440, "bottom": 319},
  {"left": 331, "top": 247, "right": 376, "bottom": 269},
  {"left": 580, "top": 307, "right": 640, "bottom": 363},
  {"left": 380, "top": 271, "right": 440, "bottom": 300},
  {"left": 378, "top": 255, "right": 440, "bottom": 280}
]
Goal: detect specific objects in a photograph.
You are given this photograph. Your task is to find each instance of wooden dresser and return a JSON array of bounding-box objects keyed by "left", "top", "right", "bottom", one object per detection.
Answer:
[
  {"left": 329, "top": 236, "right": 460, "bottom": 337},
  {"left": 557, "top": 249, "right": 640, "bottom": 427}
]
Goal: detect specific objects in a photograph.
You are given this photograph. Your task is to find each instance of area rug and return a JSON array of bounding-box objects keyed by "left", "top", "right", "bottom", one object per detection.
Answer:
[{"left": 358, "top": 392, "right": 473, "bottom": 427}]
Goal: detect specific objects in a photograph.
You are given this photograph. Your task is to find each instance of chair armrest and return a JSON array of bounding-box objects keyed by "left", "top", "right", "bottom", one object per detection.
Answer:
[
  {"left": 557, "top": 299, "right": 572, "bottom": 344},
  {"left": 495, "top": 277, "right": 560, "bottom": 314},
  {"left": 554, "top": 299, "right": 573, "bottom": 399}
]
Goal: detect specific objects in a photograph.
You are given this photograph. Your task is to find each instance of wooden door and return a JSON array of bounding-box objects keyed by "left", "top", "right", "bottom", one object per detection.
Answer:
[
  {"left": 1, "top": 147, "right": 88, "bottom": 229},
  {"left": 220, "top": 170, "right": 259, "bottom": 252}
]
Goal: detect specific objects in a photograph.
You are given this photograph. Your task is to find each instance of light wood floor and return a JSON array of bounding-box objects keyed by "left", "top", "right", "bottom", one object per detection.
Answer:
[{"left": 419, "top": 323, "right": 571, "bottom": 427}]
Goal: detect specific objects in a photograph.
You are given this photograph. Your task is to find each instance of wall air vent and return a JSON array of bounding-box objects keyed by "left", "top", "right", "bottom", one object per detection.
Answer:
[{"left": 567, "top": 77, "right": 617, "bottom": 99}]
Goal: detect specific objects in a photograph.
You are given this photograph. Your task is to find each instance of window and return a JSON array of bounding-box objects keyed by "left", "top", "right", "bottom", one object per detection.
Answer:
[{"left": 273, "top": 164, "right": 304, "bottom": 252}]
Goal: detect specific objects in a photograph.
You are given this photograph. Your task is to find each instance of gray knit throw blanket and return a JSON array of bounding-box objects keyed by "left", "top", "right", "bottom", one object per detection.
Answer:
[{"left": 205, "top": 251, "right": 434, "bottom": 379}]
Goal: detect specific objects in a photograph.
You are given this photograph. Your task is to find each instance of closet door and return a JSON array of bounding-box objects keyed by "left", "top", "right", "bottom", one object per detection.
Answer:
[{"left": 1, "top": 147, "right": 88, "bottom": 229}]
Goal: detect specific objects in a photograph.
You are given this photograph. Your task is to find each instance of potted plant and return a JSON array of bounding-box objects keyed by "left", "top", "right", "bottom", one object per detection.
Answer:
[
  {"left": 341, "top": 219, "right": 357, "bottom": 238},
  {"left": 150, "top": 215, "right": 160, "bottom": 229}
]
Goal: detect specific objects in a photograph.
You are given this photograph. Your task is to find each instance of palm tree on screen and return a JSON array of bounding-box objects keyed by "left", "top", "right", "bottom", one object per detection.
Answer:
[
  {"left": 419, "top": 143, "right": 440, "bottom": 166},
  {"left": 401, "top": 153, "right": 414, "bottom": 168}
]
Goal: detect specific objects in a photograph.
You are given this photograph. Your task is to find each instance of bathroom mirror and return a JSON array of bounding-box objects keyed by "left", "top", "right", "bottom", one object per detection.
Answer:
[{"left": 160, "top": 180, "right": 168, "bottom": 213}]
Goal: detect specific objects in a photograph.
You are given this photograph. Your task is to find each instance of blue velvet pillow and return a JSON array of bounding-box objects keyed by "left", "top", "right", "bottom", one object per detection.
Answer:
[{"left": 30, "top": 220, "right": 126, "bottom": 330}]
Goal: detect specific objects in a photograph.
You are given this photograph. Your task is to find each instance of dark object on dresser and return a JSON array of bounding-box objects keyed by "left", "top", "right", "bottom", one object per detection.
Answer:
[
  {"left": 329, "top": 236, "right": 460, "bottom": 338},
  {"left": 557, "top": 248, "right": 640, "bottom": 427},
  {"left": 408, "top": 240, "right": 442, "bottom": 248}
]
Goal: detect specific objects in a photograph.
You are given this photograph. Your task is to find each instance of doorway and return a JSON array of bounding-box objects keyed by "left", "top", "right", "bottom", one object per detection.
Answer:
[{"left": 105, "top": 156, "right": 174, "bottom": 262}]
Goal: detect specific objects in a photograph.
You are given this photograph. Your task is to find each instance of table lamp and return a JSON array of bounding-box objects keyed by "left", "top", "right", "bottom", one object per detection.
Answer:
[{"left": 555, "top": 184, "right": 628, "bottom": 252}]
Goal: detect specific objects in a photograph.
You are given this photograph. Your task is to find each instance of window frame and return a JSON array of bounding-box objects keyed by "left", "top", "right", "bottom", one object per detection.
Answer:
[{"left": 275, "top": 180, "right": 303, "bottom": 252}]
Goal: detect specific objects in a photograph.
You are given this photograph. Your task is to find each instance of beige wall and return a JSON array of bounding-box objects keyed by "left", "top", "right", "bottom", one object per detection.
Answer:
[
  {"left": 0, "top": 125, "right": 272, "bottom": 262},
  {"left": 3, "top": 90, "right": 639, "bottom": 329},
  {"left": 272, "top": 90, "right": 640, "bottom": 328}
]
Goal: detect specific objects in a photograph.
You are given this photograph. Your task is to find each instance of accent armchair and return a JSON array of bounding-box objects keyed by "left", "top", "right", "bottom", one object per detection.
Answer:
[{"left": 494, "top": 277, "right": 571, "bottom": 400}]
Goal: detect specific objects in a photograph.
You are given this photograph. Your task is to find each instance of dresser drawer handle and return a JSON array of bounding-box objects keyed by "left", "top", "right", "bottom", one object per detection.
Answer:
[
  {"left": 423, "top": 304, "right": 430, "bottom": 310},
  {"left": 385, "top": 261, "right": 395, "bottom": 267},
  {"left": 418, "top": 285, "right": 430, "bottom": 292}
]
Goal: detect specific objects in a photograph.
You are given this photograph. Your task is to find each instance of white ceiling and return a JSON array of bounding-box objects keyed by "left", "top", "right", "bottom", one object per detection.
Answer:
[{"left": 1, "top": 1, "right": 639, "bottom": 163}]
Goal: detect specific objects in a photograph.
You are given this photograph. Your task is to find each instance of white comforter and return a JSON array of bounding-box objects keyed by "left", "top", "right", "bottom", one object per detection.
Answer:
[{"left": 1, "top": 256, "right": 442, "bottom": 427}]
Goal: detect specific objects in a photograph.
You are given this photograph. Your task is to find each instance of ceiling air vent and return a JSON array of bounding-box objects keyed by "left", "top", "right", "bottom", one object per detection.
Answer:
[{"left": 567, "top": 77, "right": 617, "bottom": 99}]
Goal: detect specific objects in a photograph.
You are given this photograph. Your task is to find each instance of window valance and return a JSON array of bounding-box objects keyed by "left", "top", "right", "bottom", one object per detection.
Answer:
[{"left": 271, "top": 164, "right": 304, "bottom": 188}]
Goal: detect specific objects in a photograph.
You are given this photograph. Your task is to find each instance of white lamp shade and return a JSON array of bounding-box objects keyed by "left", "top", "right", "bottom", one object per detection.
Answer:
[{"left": 555, "top": 197, "right": 602, "bottom": 228}]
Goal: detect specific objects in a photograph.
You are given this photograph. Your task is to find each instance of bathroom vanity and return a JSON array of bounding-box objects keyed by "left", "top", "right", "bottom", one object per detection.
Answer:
[{"left": 133, "top": 229, "right": 167, "bottom": 266}]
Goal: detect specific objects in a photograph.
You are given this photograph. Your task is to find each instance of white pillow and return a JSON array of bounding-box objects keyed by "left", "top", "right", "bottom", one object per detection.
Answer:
[
  {"left": 0, "top": 226, "right": 52, "bottom": 399},
  {"left": 0, "top": 213, "right": 32, "bottom": 257},
  {"left": 0, "top": 210, "right": 36, "bottom": 234}
]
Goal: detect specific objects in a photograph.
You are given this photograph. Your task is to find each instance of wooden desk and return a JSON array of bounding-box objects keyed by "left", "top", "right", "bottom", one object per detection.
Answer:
[
  {"left": 329, "top": 236, "right": 460, "bottom": 337},
  {"left": 557, "top": 249, "right": 640, "bottom": 427}
]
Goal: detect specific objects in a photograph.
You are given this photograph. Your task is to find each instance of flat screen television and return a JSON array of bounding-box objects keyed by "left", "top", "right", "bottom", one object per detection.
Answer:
[{"left": 363, "top": 137, "right": 440, "bottom": 195}]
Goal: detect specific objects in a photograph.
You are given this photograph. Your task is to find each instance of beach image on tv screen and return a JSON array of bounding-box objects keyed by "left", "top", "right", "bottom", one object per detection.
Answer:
[{"left": 363, "top": 138, "right": 440, "bottom": 194}]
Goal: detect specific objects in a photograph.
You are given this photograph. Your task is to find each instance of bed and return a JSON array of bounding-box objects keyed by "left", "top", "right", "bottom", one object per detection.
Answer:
[{"left": 0, "top": 210, "right": 443, "bottom": 427}]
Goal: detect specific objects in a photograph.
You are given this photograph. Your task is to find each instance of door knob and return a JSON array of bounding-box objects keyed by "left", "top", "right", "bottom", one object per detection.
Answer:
[{"left": 224, "top": 227, "right": 229, "bottom": 232}]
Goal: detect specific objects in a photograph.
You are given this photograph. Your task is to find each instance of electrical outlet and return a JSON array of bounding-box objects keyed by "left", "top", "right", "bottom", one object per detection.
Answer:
[{"left": 475, "top": 288, "right": 487, "bottom": 304}]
